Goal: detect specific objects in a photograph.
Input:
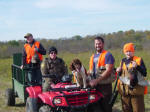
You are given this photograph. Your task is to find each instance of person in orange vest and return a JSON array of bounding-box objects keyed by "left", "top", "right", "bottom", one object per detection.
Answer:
[
  {"left": 116, "top": 43, "right": 147, "bottom": 112},
  {"left": 21, "top": 33, "right": 46, "bottom": 85},
  {"left": 88, "top": 36, "right": 115, "bottom": 112}
]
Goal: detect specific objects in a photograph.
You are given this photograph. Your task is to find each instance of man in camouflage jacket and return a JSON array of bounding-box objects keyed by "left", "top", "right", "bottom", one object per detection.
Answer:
[{"left": 41, "top": 46, "right": 68, "bottom": 91}]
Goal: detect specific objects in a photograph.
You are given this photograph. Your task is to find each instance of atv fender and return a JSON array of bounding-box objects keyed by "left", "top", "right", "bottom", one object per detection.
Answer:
[
  {"left": 26, "top": 86, "right": 42, "bottom": 98},
  {"left": 38, "top": 93, "right": 55, "bottom": 107}
]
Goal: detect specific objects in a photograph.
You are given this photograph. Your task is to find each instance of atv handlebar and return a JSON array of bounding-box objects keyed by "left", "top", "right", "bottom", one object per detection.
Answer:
[
  {"left": 42, "top": 74, "right": 57, "bottom": 79},
  {"left": 50, "top": 87, "right": 92, "bottom": 92}
]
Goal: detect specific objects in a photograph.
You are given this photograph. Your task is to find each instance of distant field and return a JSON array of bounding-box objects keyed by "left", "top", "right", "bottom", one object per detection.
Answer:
[{"left": 0, "top": 50, "right": 150, "bottom": 112}]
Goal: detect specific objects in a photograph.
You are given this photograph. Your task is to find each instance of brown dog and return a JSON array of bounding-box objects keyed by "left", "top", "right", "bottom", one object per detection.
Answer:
[{"left": 70, "top": 59, "right": 90, "bottom": 88}]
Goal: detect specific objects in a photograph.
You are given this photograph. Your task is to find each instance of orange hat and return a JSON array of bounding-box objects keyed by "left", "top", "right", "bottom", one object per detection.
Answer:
[{"left": 123, "top": 43, "right": 135, "bottom": 53}]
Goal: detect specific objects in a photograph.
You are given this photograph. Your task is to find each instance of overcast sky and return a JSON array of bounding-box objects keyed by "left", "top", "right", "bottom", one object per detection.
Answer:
[{"left": 0, "top": 0, "right": 150, "bottom": 41}]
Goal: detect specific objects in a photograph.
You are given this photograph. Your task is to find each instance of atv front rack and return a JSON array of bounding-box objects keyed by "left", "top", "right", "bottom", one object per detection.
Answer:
[{"left": 51, "top": 88, "right": 100, "bottom": 109}]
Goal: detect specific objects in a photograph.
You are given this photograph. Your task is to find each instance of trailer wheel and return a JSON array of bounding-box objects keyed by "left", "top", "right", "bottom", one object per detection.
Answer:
[
  {"left": 39, "top": 105, "right": 51, "bottom": 112},
  {"left": 26, "top": 97, "right": 37, "bottom": 112},
  {"left": 5, "top": 88, "right": 15, "bottom": 106}
]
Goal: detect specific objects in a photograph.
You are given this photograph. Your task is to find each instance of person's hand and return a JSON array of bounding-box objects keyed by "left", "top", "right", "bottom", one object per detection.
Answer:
[
  {"left": 87, "top": 70, "right": 91, "bottom": 76},
  {"left": 116, "top": 67, "right": 122, "bottom": 73},
  {"left": 131, "top": 61, "right": 137, "bottom": 68},
  {"left": 89, "top": 79, "right": 98, "bottom": 87},
  {"left": 20, "top": 65, "right": 24, "bottom": 69},
  {"left": 50, "top": 83, "right": 55, "bottom": 88}
]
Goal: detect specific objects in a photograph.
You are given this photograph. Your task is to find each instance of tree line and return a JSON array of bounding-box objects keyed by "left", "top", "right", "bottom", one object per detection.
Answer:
[{"left": 0, "top": 29, "right": 150, "bottom": 58}]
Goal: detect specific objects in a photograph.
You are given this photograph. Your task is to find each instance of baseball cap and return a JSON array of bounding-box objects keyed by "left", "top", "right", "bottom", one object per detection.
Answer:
[{"left": 24, "top": 33, "right": 33, "bottom": 38}]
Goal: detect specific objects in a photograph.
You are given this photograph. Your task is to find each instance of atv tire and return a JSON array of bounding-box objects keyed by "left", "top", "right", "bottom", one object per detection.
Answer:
[
  {"left": 26, "top": 97, "right": 37, "bottom": 112},
  {"left": 5, "top": 88, "right": 15, "bottom": 106},
  {"left": 39, "top": 105, "right": 51, "bottom": 112}
]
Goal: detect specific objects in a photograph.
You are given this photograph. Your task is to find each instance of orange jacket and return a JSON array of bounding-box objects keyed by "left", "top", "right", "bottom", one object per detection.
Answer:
[
  {"left": 24, "top": 41, "right": 43, "bottom": 64},
  {"left": 89, "top": 50, "right": 108, "bottom": 73}
]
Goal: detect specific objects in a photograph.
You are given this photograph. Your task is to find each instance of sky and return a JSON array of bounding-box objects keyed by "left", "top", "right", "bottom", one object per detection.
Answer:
[{"left": 0, "top": 0, "right": 150, "bottom": 41}]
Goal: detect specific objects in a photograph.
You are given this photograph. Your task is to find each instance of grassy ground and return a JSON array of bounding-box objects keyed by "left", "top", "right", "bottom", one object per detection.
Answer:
[
  {"left": 0, "top": 50, "right": 150, "bottom": 112},
  {"left": 0, "top": 58, "right": 25, "bottom": 112}
]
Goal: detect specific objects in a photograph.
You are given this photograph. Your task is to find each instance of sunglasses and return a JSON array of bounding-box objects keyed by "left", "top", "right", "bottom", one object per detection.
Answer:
[{"left": 50, "top": 51, "right": 56, "bottom": 54}]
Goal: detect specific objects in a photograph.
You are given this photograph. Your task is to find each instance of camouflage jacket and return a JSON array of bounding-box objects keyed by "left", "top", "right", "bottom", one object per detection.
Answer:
[{"left": 41, "top": 57, "right": 68, "bottom": 82}]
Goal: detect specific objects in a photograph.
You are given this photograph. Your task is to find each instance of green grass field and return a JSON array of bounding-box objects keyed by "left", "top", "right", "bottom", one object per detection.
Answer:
[{"left": 0, "top": 50, "right": 150, "bottom": 112}]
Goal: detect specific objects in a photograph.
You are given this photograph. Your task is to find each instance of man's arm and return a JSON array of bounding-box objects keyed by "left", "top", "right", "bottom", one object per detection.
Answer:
[
  {"left": 97, "top": 64, "right": 114, "bottom": 81},
  {"left": 37, "top": 43, "right": 46, "bottom": 55},
  {"left": 90, "top": 64, "right": 114, "bottom": 87}
]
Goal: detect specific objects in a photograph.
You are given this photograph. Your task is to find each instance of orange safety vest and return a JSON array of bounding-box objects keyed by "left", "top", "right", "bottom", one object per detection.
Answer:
[
  {"left": 118, "top": 56, "right": 147, "bottom": 95},
  {"left": 89, "top": 50, "right": 108, "bottom": 73},
  {"left": 24, "top": 41, "right": 43, "bottom": 64}
]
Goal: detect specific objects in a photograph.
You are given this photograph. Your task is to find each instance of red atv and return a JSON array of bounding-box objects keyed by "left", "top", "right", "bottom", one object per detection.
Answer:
[{"left": 26, "top": 75, "right": 103, "bottom": 112}]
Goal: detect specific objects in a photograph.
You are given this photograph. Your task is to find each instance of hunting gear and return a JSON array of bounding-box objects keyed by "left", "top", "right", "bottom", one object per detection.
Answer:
[
  {"left": 88, "top": 36, "right": 115, "bottom": 112},
  {"left": 89, "top": 50, "right": 116, "bottom": 84},
  {"left": 41, "top": 46, "right": 68, "bottom": 92},
  {"left": 117, "top": 43, "right": 148, "bottom": 112},
  {"left": 21, "top": 33, "right": 46, "bottom": 85},
  {"left": 109, "top": 71, "right": 121, "bottom": 107},
  {"left": 109, "top": 59, "right": 124, "bottom": 107}
]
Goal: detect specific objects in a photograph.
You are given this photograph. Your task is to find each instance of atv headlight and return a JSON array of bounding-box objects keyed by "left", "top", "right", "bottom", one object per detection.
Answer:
[
  {"left": 54, "top": 98, "right": 62, "bottom": 104},
  {"left": 89, "top": 95, "right": 96, "bottom": 100}
]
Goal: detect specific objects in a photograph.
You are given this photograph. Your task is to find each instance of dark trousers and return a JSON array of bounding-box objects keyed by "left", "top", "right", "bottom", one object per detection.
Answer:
[
  {"left": 88, "top": 84, "right": 112, "bottom": 112},
  {"left": 27, "top": 68, "right": 42, "bottom": 86},
  {"left": 99, "top": 94, "right": 112, "bottom": 112}
]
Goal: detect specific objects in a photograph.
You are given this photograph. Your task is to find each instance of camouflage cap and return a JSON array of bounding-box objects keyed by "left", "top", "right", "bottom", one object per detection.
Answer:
[{"left": 24, "top": 33, "right": 33, "bottom": 38}]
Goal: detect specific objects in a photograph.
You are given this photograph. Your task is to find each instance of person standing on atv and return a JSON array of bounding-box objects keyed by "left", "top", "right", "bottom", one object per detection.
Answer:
[
  {"left": 116, "top": 43, "right": 147, "bottom": 112},
  {"left": 41, "top": 46, "right": 68, "bottom": 92},
  {"left": 88, "top": 36, "right": 115, "bottom": 112},
  {"left": 21, "top": 33, "right": 46, "bottom": 85}
]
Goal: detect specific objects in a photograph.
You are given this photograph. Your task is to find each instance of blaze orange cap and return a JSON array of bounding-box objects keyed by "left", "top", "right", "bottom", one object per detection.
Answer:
[{"left": 123, "top": 43, "right": 135, "bottom": 53}]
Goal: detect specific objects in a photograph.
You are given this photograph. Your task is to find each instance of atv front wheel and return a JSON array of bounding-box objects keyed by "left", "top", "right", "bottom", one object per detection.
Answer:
[
  {"left": 26, "top": 97, "right": 37, "bottom": 112},
  {"left": 39, "top": 105, "right": 51, "bottom": 112},
  {"left": 5, "top": 88, "right": 15, "bottom": 106}
]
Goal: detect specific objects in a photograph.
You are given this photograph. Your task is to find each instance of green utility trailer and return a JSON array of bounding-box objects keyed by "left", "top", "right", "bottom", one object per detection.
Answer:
[{"left": 5, "top": 53, "right": 29, "bottom": 106}]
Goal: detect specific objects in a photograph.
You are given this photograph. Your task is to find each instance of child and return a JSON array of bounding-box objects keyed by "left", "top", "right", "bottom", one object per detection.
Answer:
[{"left": 116, "top": 43, "right": 147, "bottom": 112}]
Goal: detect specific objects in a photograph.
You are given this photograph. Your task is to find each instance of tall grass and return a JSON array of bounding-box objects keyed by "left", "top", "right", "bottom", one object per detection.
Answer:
[{"left": 0, "top": 58, "right": 12, "bottom": 84}]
